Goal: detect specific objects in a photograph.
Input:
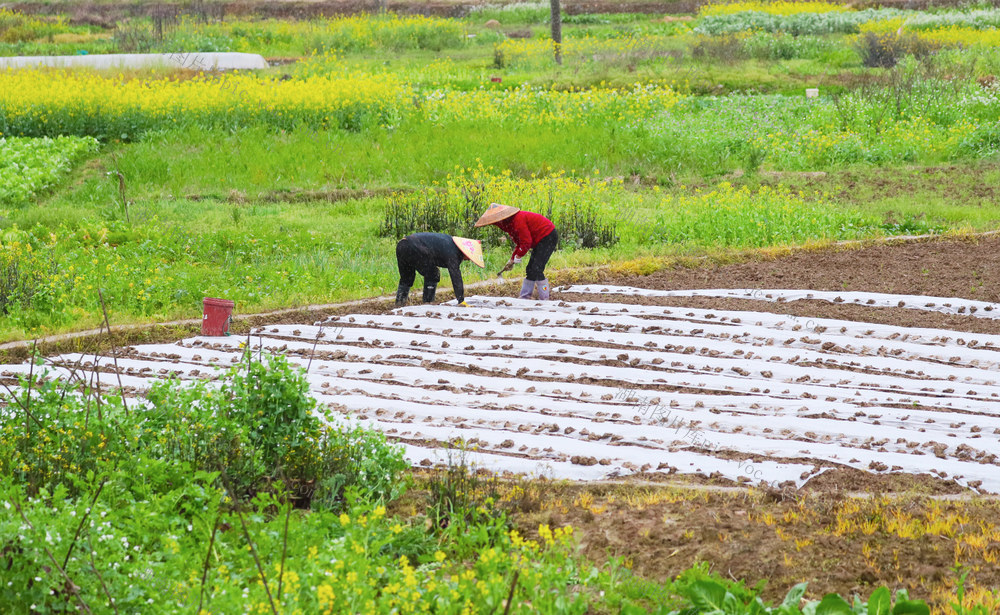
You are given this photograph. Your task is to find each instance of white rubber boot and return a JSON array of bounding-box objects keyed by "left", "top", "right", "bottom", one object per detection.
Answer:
[
  {"left": 519, "top": 279, "right": 534, "bottom": 299},
  {"left": 537, "top": 279, "right": 550, "bottom": 300}
]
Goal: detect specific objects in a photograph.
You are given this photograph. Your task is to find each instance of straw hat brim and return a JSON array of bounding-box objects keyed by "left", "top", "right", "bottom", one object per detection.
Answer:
[
  {"left": 474, "top": 204, "right": 520, "bottom": 227},
  {"left": 452, "top": 236, "right": 485, "bottom": 268}
]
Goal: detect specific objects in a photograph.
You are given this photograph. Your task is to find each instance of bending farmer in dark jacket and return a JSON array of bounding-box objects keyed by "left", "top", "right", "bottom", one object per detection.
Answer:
[{"left": 395, "top": 233, "right": 485, "bottom": 307}]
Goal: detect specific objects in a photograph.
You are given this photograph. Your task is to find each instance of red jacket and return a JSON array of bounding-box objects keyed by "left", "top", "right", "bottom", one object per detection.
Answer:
[{"left": 496, "top": 211, "right": 555, "bottom": 260}]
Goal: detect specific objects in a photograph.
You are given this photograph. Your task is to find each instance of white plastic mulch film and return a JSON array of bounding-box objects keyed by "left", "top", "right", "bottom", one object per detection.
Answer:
[{"left": 3, "top": 287, "right": 999, "bottom": 493}]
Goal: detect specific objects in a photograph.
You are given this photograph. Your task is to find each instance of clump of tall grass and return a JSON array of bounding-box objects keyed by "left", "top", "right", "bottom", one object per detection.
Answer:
[{"left": 379, "top": 167, "right": 620, "bottom": 249}]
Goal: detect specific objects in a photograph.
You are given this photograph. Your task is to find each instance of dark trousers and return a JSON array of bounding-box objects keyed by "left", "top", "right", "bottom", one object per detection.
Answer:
[
  {"left": 525, "top": 229, "right": 558, "bottom": 281},
  {"left": 396, "top": 239, "right": 440, "bottom": 303}
]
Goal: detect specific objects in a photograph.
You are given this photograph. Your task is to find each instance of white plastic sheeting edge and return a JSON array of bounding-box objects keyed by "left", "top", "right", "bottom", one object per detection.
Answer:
[{"left": 557, "top": 285, "right": 1000, "bottom": 320}]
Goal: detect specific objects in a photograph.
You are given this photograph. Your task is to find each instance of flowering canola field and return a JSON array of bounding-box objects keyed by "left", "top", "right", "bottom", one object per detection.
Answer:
[{"left": 0, "top": 69, "right": 682, "bottom": 138}]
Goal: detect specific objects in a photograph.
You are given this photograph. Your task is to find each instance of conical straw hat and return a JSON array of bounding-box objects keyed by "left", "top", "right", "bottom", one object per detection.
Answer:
[
  {"left": 474, "top": 203, "right": 520, "bottom": 227},
  {"left": 452, "top": 236, "right": 485, "bottom": 268}
]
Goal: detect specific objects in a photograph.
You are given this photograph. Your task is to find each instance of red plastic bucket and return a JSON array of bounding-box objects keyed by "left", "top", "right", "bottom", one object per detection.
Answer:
[{"left": 202, "top": 297, "right": 235, "bottom": 336}]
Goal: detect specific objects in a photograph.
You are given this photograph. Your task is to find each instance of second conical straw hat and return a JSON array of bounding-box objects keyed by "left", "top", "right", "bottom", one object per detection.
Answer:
[
  {"left": 474, "top": 203, "right": 520, "bottom": 227},
  {"left": 452, "top": 236, "right": 485, "bottom": 268}
]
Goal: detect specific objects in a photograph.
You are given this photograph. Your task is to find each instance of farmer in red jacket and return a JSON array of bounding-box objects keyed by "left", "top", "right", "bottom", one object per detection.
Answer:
[{"left": 475, "top": 203, "right": 558, "bottom": 300}]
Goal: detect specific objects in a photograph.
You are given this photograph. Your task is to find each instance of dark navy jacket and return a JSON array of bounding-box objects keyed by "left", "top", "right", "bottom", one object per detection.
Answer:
[{"left": 398, "top": 232, "right": 467, "bottom": 301}]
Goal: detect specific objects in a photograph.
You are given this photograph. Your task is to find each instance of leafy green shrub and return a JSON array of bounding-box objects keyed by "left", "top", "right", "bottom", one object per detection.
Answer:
[
  {"left": 671, "top": 578, "right": 931, "bottom": 614},
  {"left": 1, "top": 351, "right": 408, "bottom": 508},
  {"left": 146, "top": 351, "right": 409, "bottom": 507}
]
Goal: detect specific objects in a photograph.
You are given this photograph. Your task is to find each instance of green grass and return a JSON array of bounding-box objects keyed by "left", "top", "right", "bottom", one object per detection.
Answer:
[
  {"left": 5, "top": 121, "right": 992, "bottom": 340},
  {"left": 749, "top": 162, "right": 1000, "bottom": 231},
  {"left": 59, "top": 123, "right": 677, "bottom": 196},
  {"left": 3, "top": 10, "right": 1000, "bottom": 338}
]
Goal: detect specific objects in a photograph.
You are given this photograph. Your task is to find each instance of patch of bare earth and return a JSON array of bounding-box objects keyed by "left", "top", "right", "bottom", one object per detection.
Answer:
[
  {"left": 509, "top": 482, "right": 1000, "bottom": 609},
  {"left": 558, "top": 235, "right": 1000, "bottom": 336}
]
